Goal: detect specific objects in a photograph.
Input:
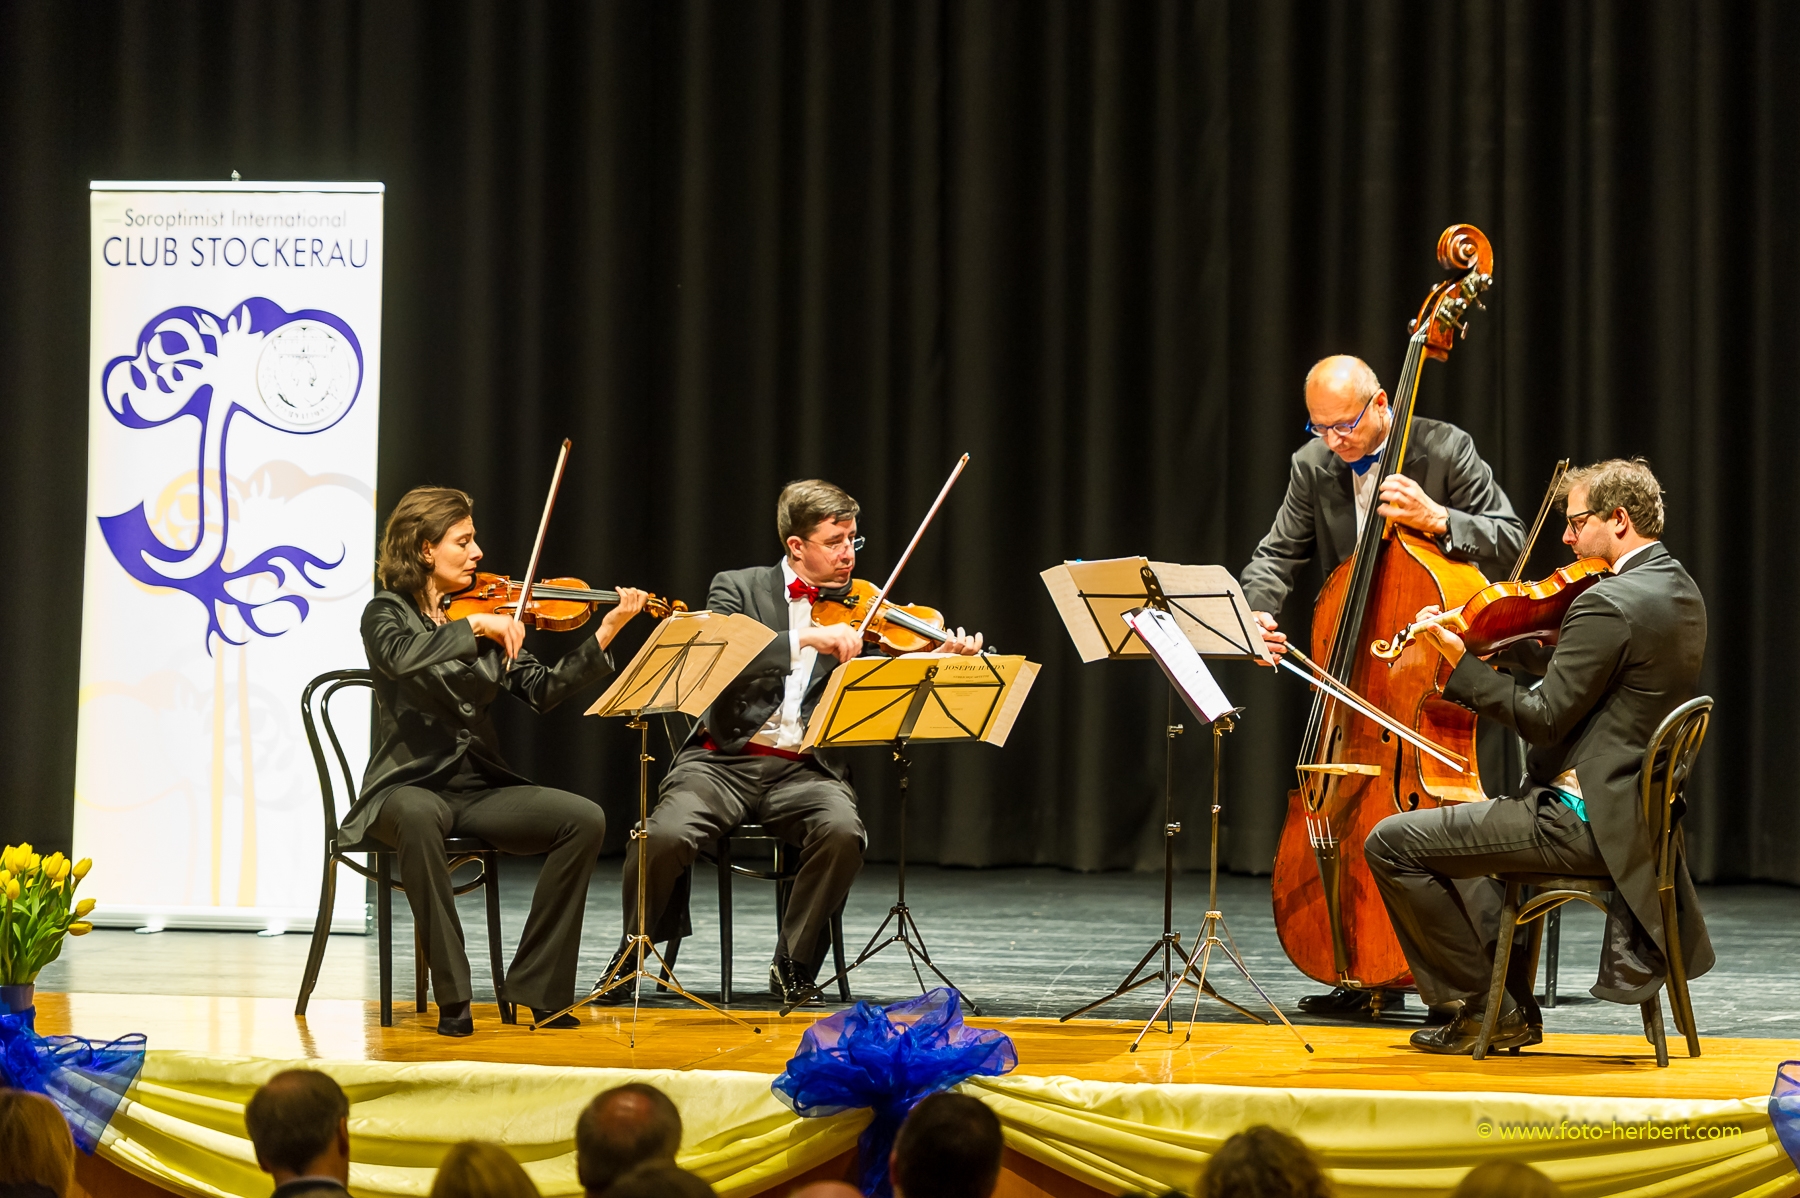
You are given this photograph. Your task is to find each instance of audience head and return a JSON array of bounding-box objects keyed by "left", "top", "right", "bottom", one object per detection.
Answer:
[
  {"left": 0, "top": 1089, "right": 76, "bottom": 1198},
  {"left": 429, "top": 1140, "right": 540, "bottom": 1198},
  {"left": 605, "top": 1160, "right": 716, "bottom": 1198},
  {"left": 889, "top": 1092, "right": 1003, "bottom": 1198},
  {"left": 577, "top": 1083, "right": 683, "bottom": 1195},
  {"left": 1449, "top": 1161, "right": 1563, "bottom": 1198},
  {"left": 243, "top": 1069, "right": 352, "bottom": 1186},
  {"left": 787, "top": 1185, "right": 860, "bottom": 1198},
  {"left": 1198, "top": 1125, "right": 1331, "bottom": 1198}
]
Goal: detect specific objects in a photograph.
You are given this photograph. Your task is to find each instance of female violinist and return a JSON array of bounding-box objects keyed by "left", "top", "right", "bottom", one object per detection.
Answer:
[{"left": 336, "top": 485, "right": 649, "bottom": 1037}]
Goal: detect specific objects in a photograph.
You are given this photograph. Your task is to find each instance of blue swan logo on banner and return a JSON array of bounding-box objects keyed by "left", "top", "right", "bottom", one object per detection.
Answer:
[{"left": 98, "top": 298, "right": 362, "bottom": 650}]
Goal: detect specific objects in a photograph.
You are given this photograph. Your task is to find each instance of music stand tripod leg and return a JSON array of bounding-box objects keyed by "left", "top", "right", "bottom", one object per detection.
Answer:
[
  {"left": 532, "top": 715, "right": 763, "bottom": 1043},
  {"left": 782, "top": 736, "right": 981, "bottom": 1017}
]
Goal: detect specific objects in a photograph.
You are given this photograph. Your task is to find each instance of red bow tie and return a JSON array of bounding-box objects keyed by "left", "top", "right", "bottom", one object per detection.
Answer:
[{"left": 788, "top": 577, "right": 821, "bottom": 604}]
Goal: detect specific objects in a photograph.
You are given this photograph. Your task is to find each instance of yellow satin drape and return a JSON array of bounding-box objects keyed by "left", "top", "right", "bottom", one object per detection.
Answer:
[{"left": 94, "top": 1052, "right": 1798, "bottom": 1198}]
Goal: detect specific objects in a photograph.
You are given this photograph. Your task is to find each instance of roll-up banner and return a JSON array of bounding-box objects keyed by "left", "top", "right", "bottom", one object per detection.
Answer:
[{"left": 77, "top": 182, "right": 383, "bottom": 933}]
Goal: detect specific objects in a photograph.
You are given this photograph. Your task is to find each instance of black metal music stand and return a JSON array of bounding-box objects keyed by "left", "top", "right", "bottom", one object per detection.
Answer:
[
  {"left": 777, "top": 651, "right": 1038, "bottom": 1017},
  {"left": 1039, "top": 558, "right": 1269, "bottom": 1029},
  {"left": 531, "top": 610, "right": 775, "bottom": 1044}
]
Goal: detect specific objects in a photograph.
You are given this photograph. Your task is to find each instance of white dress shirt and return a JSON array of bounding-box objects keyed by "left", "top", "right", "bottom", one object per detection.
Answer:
[
  {"left": 1351, "top": 439, "right": 1390, "bottom": 536},
  {"left": 750, "top": 559, "right": 821, "bottom": 752},
  {"left": 1550, "top": 540, "right": 1659, "bottom": 798}
]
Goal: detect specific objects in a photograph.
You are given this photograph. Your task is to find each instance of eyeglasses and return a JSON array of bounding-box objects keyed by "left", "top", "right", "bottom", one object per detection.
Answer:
[
  {"left": 807, "top": 535, "right": 864, "bottom": 557},
  {"left": 1564, "top": 509, "right": 1600, "bottom": 534},
  {"left": 1302, "top": 394, "right": 1378, "bottom": 439}
]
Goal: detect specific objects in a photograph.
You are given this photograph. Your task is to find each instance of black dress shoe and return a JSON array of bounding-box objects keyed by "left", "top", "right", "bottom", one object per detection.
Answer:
[
  {"left": 1297, "top": 986, "right": 1405, "bottom": 1017},
  {"left": 590, "top": 946, "right": 637, "bottom": 1005},
  {"left": 1409, "top": 1006, "right": 1539, "bottom": 1056},
  {"left": 436, "top": 1000, "right": 474, "bottom": 1038},
  {"left": 769, "top": 958, "right": 822, "bottom": 1006},
  {"left": 530, "top": 1007, "right": 582, "bottom": 1029}
]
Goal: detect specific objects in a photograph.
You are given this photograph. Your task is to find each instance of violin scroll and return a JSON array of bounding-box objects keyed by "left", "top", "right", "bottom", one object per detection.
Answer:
[{"left": 1409, "top": 223, "right": 1495, "bottom": 362}]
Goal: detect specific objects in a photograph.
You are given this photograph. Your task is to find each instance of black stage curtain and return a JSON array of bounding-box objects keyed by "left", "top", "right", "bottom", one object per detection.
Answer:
[{"left": 0, "top": 2, "right": 1791, "bottom": 884}]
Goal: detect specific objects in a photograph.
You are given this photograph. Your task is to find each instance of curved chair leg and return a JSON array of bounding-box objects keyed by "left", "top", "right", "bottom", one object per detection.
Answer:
[
  {"left": 414, "top": 931, "right": 428, "bottom": 1013},
  {"left": 482, "top": 853, "right": 514, "bottom": 1024},
  {"left": 1658, "top": 887, "right": 1701, "bottom": 1057},
  {"left": 1543, "top": 906, "right": 1560, "bottom": 1008},
  {"left": 1474, "top": 882, "right": 1521, "bottom": 1061},
  {"left": 718, "top": 837, "right": 735, "bottom": 1004},
  {"left": 1642, "top": 994, "right": 1670, "bottom": 1067},
  {"left": 296, "top": 854, "right": 339, "bottom": 1017},
  {"left": 831, "top": 908, "right": 850, "bottom": 1002},
  {"left": 378, "top": 853, "right": 395, "bottom": 1028}
]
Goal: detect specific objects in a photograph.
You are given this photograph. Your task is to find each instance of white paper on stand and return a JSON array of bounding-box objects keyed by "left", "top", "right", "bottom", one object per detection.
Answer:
[{"left": 1123, "top": 607, "right": 1235, "bottom": 723}]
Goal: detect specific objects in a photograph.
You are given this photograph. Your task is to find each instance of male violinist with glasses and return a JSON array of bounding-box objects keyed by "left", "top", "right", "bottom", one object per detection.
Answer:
[
  {"left": 1241, "top": 354, "right": 1525, "bottom": 1018},
  {"left": 609, "top": 479, "right": 984, "bottom": 1005},
  {"left": 1372, "top": 458, "right": 1712, "bottom": 1054}
]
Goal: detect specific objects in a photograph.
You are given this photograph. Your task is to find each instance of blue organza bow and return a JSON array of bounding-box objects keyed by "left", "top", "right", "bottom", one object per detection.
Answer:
[
  {"left": 772, "top": 987, "right": 1016, "bottom": 1198},
  {"left": 1771, "top": 1060, "right": 1800, "bottom": 1168},
  {"left": 0, "top": 1004, "right": 146, "bottom": 1152}
]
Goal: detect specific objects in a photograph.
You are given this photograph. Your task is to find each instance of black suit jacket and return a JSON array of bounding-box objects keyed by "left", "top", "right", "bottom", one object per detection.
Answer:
[
  {"left": 690, "top": 563, "right": 880, "bottom": 781},
  {"left": 338, "top": 591, "right": 616, "bottom": 845},
  {"left": 1442, "top": 542, "right": 1714, "bottom": 1002},
  {"left": 270, "top": 1180, "right": 352, "bottom": 1198},
  {"left": 1240, "top": 417, "right": 1525, "bottom": 616}
]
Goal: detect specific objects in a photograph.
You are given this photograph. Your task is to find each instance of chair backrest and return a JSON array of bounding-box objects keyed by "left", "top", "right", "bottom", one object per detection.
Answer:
[
  {"left": 1640, "top": 695, "right": 1713, "bottom": 889},
  {"left": 301, "top": 669, "right": 376, "bottom": 844}
]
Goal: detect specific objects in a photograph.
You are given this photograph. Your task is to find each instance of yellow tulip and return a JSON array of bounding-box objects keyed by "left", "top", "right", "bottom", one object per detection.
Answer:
[
  {"left": 0, "top": 870, "right": 9, "bottom": 887},
  {"left": 75, "top": 898, "right": 95, "bottom": 918},
  {"left": 68, "top": 921, "right": 92, "bottom": 936},
  {"left": 44, "top": 851, "right": 64, "bottom": 872},
  {"left": 0, "top": 845, "right": 20, "bottom": 874},
  {"left": 25, "top": 853, "right": 41, "bottom": 875},
  {"left": 3, "top": 879, "right": 18, "bottom": 902},
  {"left": 73, "top": 858, "right": 92, "bottom": 880}
]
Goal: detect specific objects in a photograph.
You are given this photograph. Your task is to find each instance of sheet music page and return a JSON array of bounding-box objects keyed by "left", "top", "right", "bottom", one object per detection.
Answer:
[
  {"left": 1146, "top": 561, "right": 1271, "bottom": 663},
  {"left": 1122, "top": 607, "right": 1235, "bottom": 722},
  {"left": 800, "top": 653, "right": 1039, "bottom": 748},
  {"left": 1041, "top": 557, "right": 1154, "bottom": 659},
  {"left": 585, "top": 610, "right": 777, "bottom": 717}
]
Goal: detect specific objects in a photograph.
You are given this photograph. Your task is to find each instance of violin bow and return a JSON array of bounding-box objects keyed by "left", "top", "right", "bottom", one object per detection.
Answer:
[
  {"left": 856, "top": 453, "right": 970, "bottom": 639},
  {"left": 508, "top": 437, "right": 572, "bottom": 657},
  {"left": 1508, "top": 458, "right": 1570, "bottom": 582}
]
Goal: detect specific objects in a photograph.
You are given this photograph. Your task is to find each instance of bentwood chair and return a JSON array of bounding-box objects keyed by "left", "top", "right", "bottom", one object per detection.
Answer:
[
  {"left": 1474, "top": 696, "right": 1714, "bottom": 1065},
  {"left": 659, "top": 824, "right": 851, "bottom": 1005},
  {"left": 293, "top": 669, "right": 516, "bottom": 1027}
]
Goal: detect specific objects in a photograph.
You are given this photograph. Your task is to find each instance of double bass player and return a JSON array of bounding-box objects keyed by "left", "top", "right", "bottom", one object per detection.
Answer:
[{"left": 1241, "top": 353, "right": 1526, "bottom": 1017}]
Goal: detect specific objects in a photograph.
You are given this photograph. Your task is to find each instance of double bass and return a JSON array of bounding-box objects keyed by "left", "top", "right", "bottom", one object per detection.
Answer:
[{"left": 1270, "top": 225, "right": 1497, "bottom": 1001}]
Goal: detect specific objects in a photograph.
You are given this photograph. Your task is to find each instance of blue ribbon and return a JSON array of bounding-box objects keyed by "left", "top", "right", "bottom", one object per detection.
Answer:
[
  {"left": 0, "top": 1004, "right": 146, "bottom": 1153},
  {"left": 772, "top": 988, "right": 1016, "bottom": 1198},
  {"left": 1771, "top": 1060, "right": 1800, "bottom": 1169}
]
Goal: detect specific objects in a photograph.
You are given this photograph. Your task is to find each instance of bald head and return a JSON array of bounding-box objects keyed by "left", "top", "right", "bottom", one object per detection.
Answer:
[
  {"left": 578, "top": 1084, "right": 683, "bottom": 1195},
  {"left": 1304, "top": 355, "right": 1391, "bottom": 463}
]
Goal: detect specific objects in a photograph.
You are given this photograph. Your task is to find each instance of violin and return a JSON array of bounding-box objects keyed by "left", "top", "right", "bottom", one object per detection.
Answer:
[
  {"left": 447, "top": 572, "right": 686, "bottom": 632},
  {"left": 812, "top": 579, "right": 954, "bottom": 656},
  {"left": 1371, "top": 558, "right": 1610, "bottom": 662}
]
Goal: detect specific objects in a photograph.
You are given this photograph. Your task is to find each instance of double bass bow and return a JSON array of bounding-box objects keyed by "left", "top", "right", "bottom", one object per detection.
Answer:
[{"left": 1268, "top": 225, "right": 1496, "bottom": 999}]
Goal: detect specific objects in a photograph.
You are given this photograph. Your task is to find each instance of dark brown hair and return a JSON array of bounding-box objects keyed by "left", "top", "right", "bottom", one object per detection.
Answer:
[
  {"left": 1198, "top": 1126, "right": 1332, "bottom": 1198},
  {"left": 1449, "top": 1161, "right": 1563, "bottom": 1198},
  {"left": 430, "top": 1140, "right": 541, "bottom": 1198},
  {"left": 777, "top": 480, "right": 860, "bottom": 550},
  {"left": 576, "top": 1083, "right": 683, "bottom": 1193},
  {"left": 606, "top": 1161, "right": 716, "bottom": 1198},
  {"left": 1560, "top": 458, "right": 1665, "bottom": 538},
  {"left": 378, "top": 486, "right": 475, "bottom": 596},
  {"left": 0, "top": 1090, "right": 75, "bottom": 1198},
  {"left": 891, "top": 1093, "right": 1003, "bottom": 1198},
  {"left": 244, "top": 1069, "right": 350, "bottom": 1175}
]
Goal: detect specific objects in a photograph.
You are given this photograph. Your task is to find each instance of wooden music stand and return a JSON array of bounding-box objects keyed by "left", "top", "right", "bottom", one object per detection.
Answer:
[
  {"left": 530, "top": 609, "right": 776, "bottom": 1043},
  {"left": 1040, "top": 558, "right": 1269, "bottom": 1029},
  {"left": 776, "top": 652, "right": 1038, "bottom": 1017}
]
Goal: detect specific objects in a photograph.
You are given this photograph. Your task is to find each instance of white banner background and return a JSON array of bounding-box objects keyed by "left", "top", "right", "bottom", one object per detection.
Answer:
[{"left": 76, "top": 182, "right": 383, "bottom": 933}]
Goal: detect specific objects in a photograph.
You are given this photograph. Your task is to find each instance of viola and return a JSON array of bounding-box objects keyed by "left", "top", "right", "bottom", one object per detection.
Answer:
[
  {"left": 447, "top": 572, "right": 686, "bottom": 632},
  {"left": 1371, "top": 557, "right": 1611, "bottom": 662},
  {"left": 812, "top": 578, "right": 954, "bottom": 656}
]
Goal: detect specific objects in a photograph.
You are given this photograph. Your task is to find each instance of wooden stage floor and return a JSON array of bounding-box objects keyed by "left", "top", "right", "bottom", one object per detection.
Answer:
[{"left": 36, "top": 990, "right": 1799, "bottom": 1101}]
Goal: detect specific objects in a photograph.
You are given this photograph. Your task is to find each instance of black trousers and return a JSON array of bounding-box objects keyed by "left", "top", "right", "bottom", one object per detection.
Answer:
[
  {"left": 370, "top": 784, "right": 607, "bottom": 1009},
  {"left": 1364, "top": 790, "right": 1607, "bottom": 1010},
  {"left": 621, "top": 747, "right": 865, "bottom": 975}
]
